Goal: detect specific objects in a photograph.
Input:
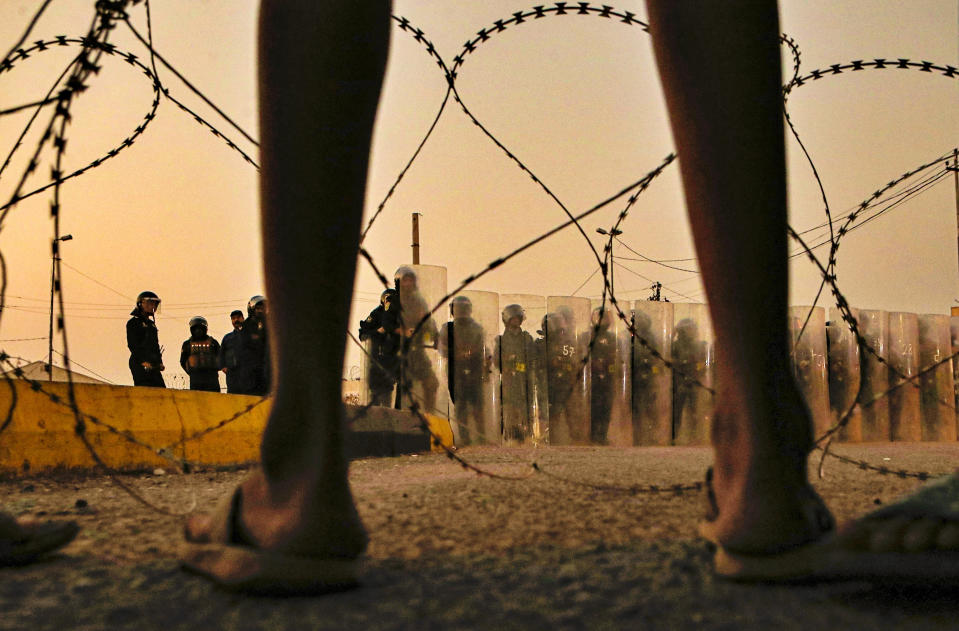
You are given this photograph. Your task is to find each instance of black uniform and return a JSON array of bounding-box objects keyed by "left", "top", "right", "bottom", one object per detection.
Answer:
[
  {"left": 495, "top": 327, "right": 535, "bottom": 441},
  {"left": 398, "top": 289, "right": 439, "bottom": 409},
  {"left": 219, "top": 329, "right": 242, "bottom": 393},
  {"left": 671, "top": 322, "right": 707, "bottom": 440},
  {"left": 236, "top": 313, "right": 269, "bottom": 396},
  {"left": 359, "top": 302, "right": 401, "bottom": 406},
  {"left": 588, "top": 327, "right": 617, "bottom": 444},
  {"left": 180, "top": 335, "right": 221, "bottom": 392},
  {"left": 544, "top": 317, "right": 577, "bottom": 418},
  {"left": 440, "top": 317, "right": 487, "bottom": 444},
  {"left": 631, "top": 316, "right": 659, "bottom": 445},
  {"left": 126, "top": 309, "right": 165, "bottom": 387}
]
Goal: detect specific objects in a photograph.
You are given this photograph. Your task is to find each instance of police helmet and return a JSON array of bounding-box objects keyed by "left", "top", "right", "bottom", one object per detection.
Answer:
[
  {"left": 675, "top": 317, "right": 697, "bottom": 340},
  {"left": 247, "top": 295, "right": 266, "bottom": 316},
  {"left": 381, "top": 288, "right": 398, "bottom": 303},
  {"left": 502, "top": 304, "right": 525, "bottom": 326},
  {"left": 450, "top": 295, "right": 472, "bottom": 318},
  {"left": 393, "top": 266, "right": 417, "bottom": 290},
  {"left": 136, "top": 290, "right": 160, "bottom": 307},
  {"left": 591, "top": 306, "right": 612, "bottom": 329},
  {"left": 189, "top": 316, "right": 208, "bottom": 330},
  {"left": 633, "top": 309, "right": 652, "bottom": 332}
]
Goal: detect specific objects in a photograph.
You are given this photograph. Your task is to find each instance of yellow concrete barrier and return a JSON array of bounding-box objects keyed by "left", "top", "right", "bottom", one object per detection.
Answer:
[
  {"left": 0, "top": 380, "right": 268, "bottom": 474},
  {"left": 0, "top": 380, "right": 455, "bottom": 474}
]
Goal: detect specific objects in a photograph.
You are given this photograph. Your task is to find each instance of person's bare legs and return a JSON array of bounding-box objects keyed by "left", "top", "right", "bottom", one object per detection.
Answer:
[
  {"left": 186, "top": 0, "right": 390, "bottom": 560},
  {"left": 646, "top": 0, "right": 959, "bottom": 559},
  {"left": 646, "top": 0, "right": 827, "bottom": 555}
]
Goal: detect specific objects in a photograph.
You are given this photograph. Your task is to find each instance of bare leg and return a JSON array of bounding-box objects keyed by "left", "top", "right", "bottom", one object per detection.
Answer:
[
  {"left": 186, "top": 0, "right": 390, "bottom": 560},
  {"left": 646, "top": 0, "right": 828, "bottom": 554},
  {"left": 646, "top": 0, "right": 959, "bottom": 561}
]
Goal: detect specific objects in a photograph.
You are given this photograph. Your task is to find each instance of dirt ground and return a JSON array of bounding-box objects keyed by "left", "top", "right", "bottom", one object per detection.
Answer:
[{"left": 1, "top": 443, "right": 958, "bottom": 631}]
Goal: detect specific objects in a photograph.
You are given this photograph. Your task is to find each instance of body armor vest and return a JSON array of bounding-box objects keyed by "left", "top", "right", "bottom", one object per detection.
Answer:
[{"left": 187, "top": 339, "right": 218, "bottom": 371}]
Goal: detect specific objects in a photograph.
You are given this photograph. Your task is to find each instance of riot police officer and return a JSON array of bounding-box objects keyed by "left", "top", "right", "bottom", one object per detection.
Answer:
[
  {"left": 537, "top": 310, "right": 578, "bottom": 443},
  {"left": 587, "top": 306, "right": 616, "bottom": 444},
  {"left": 671, "top": 317, "right": 707, "bottom": 440},
  {"left": 439, "top": 295, "right": 488, "bottom": 444},
  {"left": 359, "top": 288, "right": 401, "bottom": 406},
  {"left": 495, "top": 304, "right": 536, "bottom": 442},
  {"left": 219, "top": 310, "right": 245, "bottom": 394},
  {"left": 237, "top": 295, "right": 270, "bottom": 396},
  {"left": 394, "top": 266, "right": 439, "bottom": 413},
  {"left": 180, "top": 316, "right": 222, "bottom": 392},
  {"left": 631, "top": 309, "right": 658, "bottom": 445},
  {"left": 126, "top": 290, "right": 165, "bottom": 387}
]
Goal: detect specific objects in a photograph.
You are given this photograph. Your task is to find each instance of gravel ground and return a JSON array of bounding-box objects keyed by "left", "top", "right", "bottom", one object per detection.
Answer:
[{"left": 1, "top": 443, "right": 957, "bottom": 630}]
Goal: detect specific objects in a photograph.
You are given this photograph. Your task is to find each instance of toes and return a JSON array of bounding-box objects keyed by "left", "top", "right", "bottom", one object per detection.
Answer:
[
  {"left": 842, "top": 516, "right": 959, "bottom": 553},
  {"left": 867, "top": 516, "right": 913, "bottom": 553}
]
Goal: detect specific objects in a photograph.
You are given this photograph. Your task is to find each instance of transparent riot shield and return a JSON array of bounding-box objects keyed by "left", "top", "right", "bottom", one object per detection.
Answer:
[
  {"left": 395, "top": 264, "right": 450, "bottom": 427},
  {"left": 497, "top": 295, "right": 545, "bottom": 445},
  {"left": 917, "top": 314, "right": 956, "bottom": 441},
  {"left": 588, "top": 299, "right": 631, "bottom": 446},
  {"left": 438, "top": 290, "right": 498, "bottom": 446},
  {"left": 789, "top": 307, "right": 830, "bottom": 440},
  {"left": 887, "top": 311, "right": 921, "bottom": 441},
  {"left": 671, "top": 303, "right": 713, "bottom": 445},
  {"left": 631, "top": 300, "right": 673, "bottom": 446},
  {"left": 543, "top": 296, "right": 592, "bottom": 445},
  {"left": 856, "top": 309, "right": 890, "bottom": 441},
  {"left": 359, "top": 337, "right": 373, "bottom": 406},
  {"left": 952, "top": 316, "right": 959, "bottom": 417},
  {"left": 826, "top": 309, "right": 861, "bottom": 442}
]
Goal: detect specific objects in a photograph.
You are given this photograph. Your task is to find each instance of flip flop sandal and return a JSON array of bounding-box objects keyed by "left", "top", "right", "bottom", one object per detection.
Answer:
[
  {"left": 0, "top": 514, "right": 79, "bottom": 567},
  {"left": 181, "top": 487, "right": 361, "bottom": 595},
  {"left": 698, "top": 468, "right": 959, "bottom": 583}
]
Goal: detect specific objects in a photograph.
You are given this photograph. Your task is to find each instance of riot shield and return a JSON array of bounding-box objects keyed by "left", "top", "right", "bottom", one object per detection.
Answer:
[
  {"left": 396, "top": 264, "right": 450, "bottom": 428},
  {"left": 789, "top": 307, "right": 830, "bottom": 440},
  {"left": 588, "top": 299, "right": 631, "bottom": 446},
  {"left": 887, "top": 311, "right": 921, "bottom": 441},
  {"left": 543, "top": 296, "right": 592, "bottom": 445},
  {"left": 497, "top": 295, "right": 545, "bottom": 444},
  {"left": 671, "top": 303, "right": 713, "bottom": 445},
  {"left": 856, "top": 309, "right": 890, "bottom": 441},
  {"left": 438, "top": 290, "right": 498, "bottom": 446},
  {"left": 359, "top": 336, "right": 373, "bottom": 406},
  {"left": 917, "top": 314, "right": 956, "bottom": 441},
  {"left": 631, "top": 300, "right": 673, "bottom": 446},
  {"left": 826, "top": 309, "right": 861, "bottom": 442}
]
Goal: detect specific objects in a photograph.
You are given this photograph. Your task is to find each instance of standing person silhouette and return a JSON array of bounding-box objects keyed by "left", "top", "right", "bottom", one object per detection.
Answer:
[{"left": 182, "top": 0, "right": 959, "bottom": 593}]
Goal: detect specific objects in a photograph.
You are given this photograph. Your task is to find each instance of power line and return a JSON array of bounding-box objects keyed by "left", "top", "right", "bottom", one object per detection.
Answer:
[{"left": 51, "top": 350, "right": 116, "bottom": 384}]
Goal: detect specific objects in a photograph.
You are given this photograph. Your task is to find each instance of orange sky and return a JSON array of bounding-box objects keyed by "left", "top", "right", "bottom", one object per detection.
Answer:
[{"left": 0, "top": 0, "right": 956, "bottom": 386}]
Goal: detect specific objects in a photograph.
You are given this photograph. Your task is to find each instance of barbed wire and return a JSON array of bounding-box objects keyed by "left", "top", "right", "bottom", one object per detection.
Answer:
[{"left": 0, "top": 1, "right": 955, "bottom": 510}]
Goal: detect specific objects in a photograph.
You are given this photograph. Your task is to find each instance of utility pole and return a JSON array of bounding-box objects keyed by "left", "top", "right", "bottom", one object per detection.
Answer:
[
  {"left": 596, "top": 227, "right": 622, "bottom": 297},
  {"left": 953, "top": 148, "right": 958, "bottom": 284},
  {"left": 411, "top": 212, "right": 421, "bottom": 265},
  {"left": 953, "top": 148, "right": 959, "bottom": 316},
  {"left": 48, "top": 234, "right": 73, "bottom": 380}
]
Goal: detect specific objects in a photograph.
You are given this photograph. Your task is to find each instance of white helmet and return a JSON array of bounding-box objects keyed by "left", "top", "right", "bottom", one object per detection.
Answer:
[
  {"left": 393, "top": 266, "right": 417, "bottom": 289},
  {"left": 502, "top": 304, "right": 525, "bottom": 326},
  {"left": 247, "top": 295, "right": 266, "bottom": 316}
]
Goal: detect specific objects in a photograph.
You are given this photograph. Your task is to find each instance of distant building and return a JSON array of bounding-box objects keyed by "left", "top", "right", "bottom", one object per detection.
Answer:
[{"left": 1, "top": 361, "right": 110, "bottom": 386}]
